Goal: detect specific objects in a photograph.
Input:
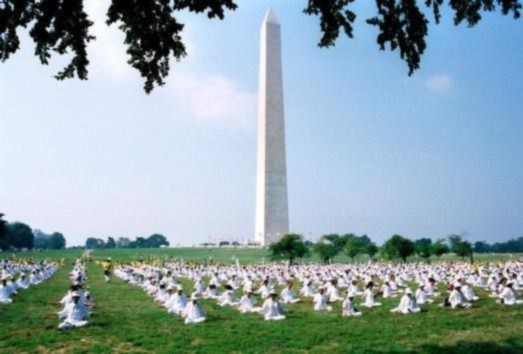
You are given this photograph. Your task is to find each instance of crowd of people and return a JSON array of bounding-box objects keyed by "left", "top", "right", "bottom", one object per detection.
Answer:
[
  {"left": 0, "top": 259, "right": 59, "bottom": 304},
  {"left": 113, "top": 259, "right": 523, "bottom": 324},
  {"left": 54, "top": 258, "right": 93, "bottom": 329}
]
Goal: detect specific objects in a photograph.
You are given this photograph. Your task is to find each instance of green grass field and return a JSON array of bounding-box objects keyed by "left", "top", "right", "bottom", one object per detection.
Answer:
[{"left": 0, "top": 248, "right": 522, "bottom": 353}]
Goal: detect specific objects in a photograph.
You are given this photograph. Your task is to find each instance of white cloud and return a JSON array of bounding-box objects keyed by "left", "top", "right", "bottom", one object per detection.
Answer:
[
  {"left": 85, "top": 0, "right": 133, "bottom": 79},
  {"left": 83, "top": 1, "right": 256, "bottom": 130},
  {"left": 424, "top": 74, "right": 454, "bottom": 94},
  {"left": 170, "top": 73, "right": 257, "bottom": 130}
]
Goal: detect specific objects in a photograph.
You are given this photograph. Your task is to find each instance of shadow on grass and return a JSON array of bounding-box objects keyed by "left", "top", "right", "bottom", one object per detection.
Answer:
[{"left": 417, "top": 337, "right": 522, "bottom": 354}]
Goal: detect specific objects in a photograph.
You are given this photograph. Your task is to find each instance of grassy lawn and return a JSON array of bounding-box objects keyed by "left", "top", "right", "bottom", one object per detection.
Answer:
[{"left": 0, "top": 248, "right": 522, "bottom": 353}]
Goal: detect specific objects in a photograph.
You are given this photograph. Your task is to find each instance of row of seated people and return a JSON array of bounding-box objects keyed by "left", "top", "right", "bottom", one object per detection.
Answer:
[{"left": 0, "top": 259, "right": 58, "bottom": 304}]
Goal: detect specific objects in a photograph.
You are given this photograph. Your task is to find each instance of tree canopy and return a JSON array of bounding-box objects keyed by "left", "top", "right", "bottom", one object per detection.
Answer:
[
  {"left": 313, "top": 240, "right": 339, "bottom": 264},
  {"left": 48, "top": 232, "right": 66, "bottom": 249},
  {"left": 473, "top": 237, "right": 523, "bottom": 253},
  {"left": 414, "top": 237, "right": 433, "bottom": 261},
  {"left": 448, "top": 233, "right": 473, "bottom": 262},
  {"left": 432, "top": 238, "right": 450, "bottom": 258},
  {"left": 85, "top": 234, "right": 169, "bottom": 249},
  {"left": 381, "top": 234, "right": 416, "bottom": 262},
  {"left": 1, "top": 1, "right": 520, "bottom": 93},
  {"left": 106, "top": 236, "right": 117, "bottom": 249},
  {"left": 1, "top": 222, "right": 35, "bottom": 250},
  {"left": 0, "top": 213, "right": 7, "bottom": 239},
  {"left": 269, "top": 233, "right": 310, "bottom": 265},
  {"left": 344, "top": 235, "right": 371, "bottom": 260}
]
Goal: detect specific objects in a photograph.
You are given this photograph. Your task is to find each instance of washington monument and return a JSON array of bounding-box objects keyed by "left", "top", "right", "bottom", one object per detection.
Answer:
[{"left": 255, "top": 9, "right": 289, "bottom": 246}]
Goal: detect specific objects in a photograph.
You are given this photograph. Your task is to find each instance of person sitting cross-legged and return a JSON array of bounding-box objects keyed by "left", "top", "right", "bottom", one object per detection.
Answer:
[
  {"left": 260, "top": 290, "right": 286, "bottom": 321},
  {"left": 183, "top": 296, "right": 206, "bottom": 324},
  {"left": 342, "top": 291, "right": 362, "bottom": 317},
  {"left": 391, "top": 288, "right": 421, "bottom": 314},
  {"left": 57, "top": 292, "right": 90, "bottom": 329}
]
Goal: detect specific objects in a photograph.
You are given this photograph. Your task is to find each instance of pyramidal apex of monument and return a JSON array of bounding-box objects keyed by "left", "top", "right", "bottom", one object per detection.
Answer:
[{"left": 263, "top": 8, "right": 279, "bottom": 25}]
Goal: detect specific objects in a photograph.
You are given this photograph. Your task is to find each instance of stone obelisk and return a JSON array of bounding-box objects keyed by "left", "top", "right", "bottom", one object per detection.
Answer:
[{"left": 255, "top": 9, "right": 289, "bottom": 246}]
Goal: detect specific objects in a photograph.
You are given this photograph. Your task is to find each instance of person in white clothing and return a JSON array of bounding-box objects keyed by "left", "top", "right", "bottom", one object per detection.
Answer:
[
  {"left": 219, "top": 285, "right": 239, "bottom": 307},
  {"left": 57, "top": 292, "right": 90, "bottom": 329},
  {"left": 348, "top": 280, "right": 362, "bottom": 296},
  {"left": 362, "top": 282, "right": 381, "bottom": 308},
  {"left": 380, "top": 281, "right": 396, "bottom": 298},
  {"left": 461, "top": 283, "right": 479, "bottom": 302},
  {"left": 498, "top": 282, "right": 523, "bottom": 305},
  {"left": 447, "top": 283, "right": 471, "bottom": 309},
  {"left": 260, "top": 291, "right": 286, "bottom": 321},
  {"left": 342, "top": 292, "right": 362, "bottom": 317},
  {"left": 415, "top": 284, "right": 433, "bottom": 304},
  {"left": 391, "top": 289, "right": 421, "bottom": 314},
  {"left": 312, "top": 287, "right": 332, "bottom": 311},
  {"left": 183, "top": 296, "right": 206, "bottom": 324},
  {"left": 203, "top": 284, "right": 220, "bottom": 299},
  {"left": 237, "top": 290, "right": 260, "bottom": 313},
  {"left": 0, "top": 276, "right": 16, "bottom": 304},
  {"left": 16, "top": 274, "right": 30, "bottom": 289},
  {"left": 281, "top": 282, "right": 302, "bottom": 304},
  {"left": 300, "top": 280, "right": 316, "bottom": 297},
  {"left": 168, "top": 288, "right": 188, "bottom": 315}
]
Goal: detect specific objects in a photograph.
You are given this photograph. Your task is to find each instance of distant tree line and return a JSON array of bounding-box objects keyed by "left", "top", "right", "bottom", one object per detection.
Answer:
[
  {"left": 268, "top": 232, "right": 503, "bottom": 264},
  {"left": 0, "top": 213, "right": 66, "bottom": 251},
  {"left": 85, "top": 234, "right": 169, "bottom": 249},
  {"left": 473, "top": 237, "right": 523, "bottom": 253},
  {"left": 34, "top": 230, "right": 67, "bottom": 250}
]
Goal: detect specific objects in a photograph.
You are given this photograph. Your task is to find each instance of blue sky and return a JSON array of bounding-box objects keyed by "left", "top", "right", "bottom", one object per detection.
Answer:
[{"left": 1, "top": 1, "right": 522, "bottom": 246}]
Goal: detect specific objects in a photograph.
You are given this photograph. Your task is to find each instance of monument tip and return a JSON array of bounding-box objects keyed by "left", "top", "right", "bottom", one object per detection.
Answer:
[{"left": 263, "top": 8, "right": 279, "bottom": 24}]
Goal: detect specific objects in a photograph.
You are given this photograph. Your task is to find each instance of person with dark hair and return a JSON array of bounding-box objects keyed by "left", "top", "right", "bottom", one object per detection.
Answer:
[
  {"left": 260, "top": 290, "right": 286, "bottom": 321},
  {"left": 362, "top": 282, "right": 381, "bottom": 308},
  {"left": 57, "top": 292, "right": 89, "bottom": 329}
]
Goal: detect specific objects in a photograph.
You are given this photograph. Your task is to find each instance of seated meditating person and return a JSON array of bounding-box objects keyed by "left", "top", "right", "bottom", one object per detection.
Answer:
[
  {"left": 29, "top": 271, "right": 41, "bottom": 285},
  {"left": 362, "top": 282, "right": 382, "bottom": 308},
  {"left": 415, "top": 284, "right": 433, "bottom": 304},
  {"left": 461, "top": 283, "right": 479, "bottom": 302},
  {"left": 203, "top": 284, "right": 220, "bottom": 299},
  {"left": 498, "top": 281, "right": 523, "bottom": 305},
  {"left": 348, "top": 280, "right": 362, "bottom": 296},
  {"left": 154, "top": 284, "right": 168, "bottom": 303},
  {"left": 342, "top": 292, "right": 362, "bottom": 317},
  {"left": 509, "top": 274, "right": 520, "bottom": 291},
  {"left": 227, "top": 275, "right": 240, "bottom": 290},
  {"left": 17, "top": 273, "right": 30, "bottom": 289},
  {"left": 209, "top": 272, "right": 221, "bottom": 286},
  {"left": 391, "top": 289, "right": 421, "bottom": 314},
  {"left": 57, "top": 292, "right": 90, "bottom": 329},
  {"left": 326, "top": 279, "right": 342, "bottom": 303},
  {"left": 424, "top": 278, "right": 439, "bottom": 297},
  {"left": 260, "top": 291, "right": 286, "bottom": 321},
  {"left": 388, "top": 275, "right": 399, "bottom": 292},
  {"left": 145, "top": 279, "right": 158, "bottom": 296},
  {"left": 164, "top": 287, "right": 178, "bottom": 309},
  {"left": 300, "top": 280, "right": 316, "bottom": 297},
  {"left": 281, "top": 281, "right": 302, "bottom": 304},
  {"left": 448, "top": 283, "right": 471, "bottom": 309},
  {"left": 219, "top": 285, "right": 239, "bottom": 307},
  {"left": 190, "top": 285, "right": 204, "bottom": 299},
  {"left": 237, "top": 289, "right": 260, "bottom": 313},
  {"left": 183, "top": 296, "right": 206, "bottom": 324},
  {"left": 168, "top": 287, "right": 188, "bottom": 315},
  {"left": 242, "top": 276, "right": 254, "bottom": 293},
  {"left": 255, "top": 280, "right": 271, "bottom": 299},
  {"left": 312, "top": 286, "right": 332, "bottom": 311},
  {"left": 0, "top": 276, "right": 16, "bottom": 304},
  {"left": 380, "top": 281, "right": 396, "bottom": 298}
]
